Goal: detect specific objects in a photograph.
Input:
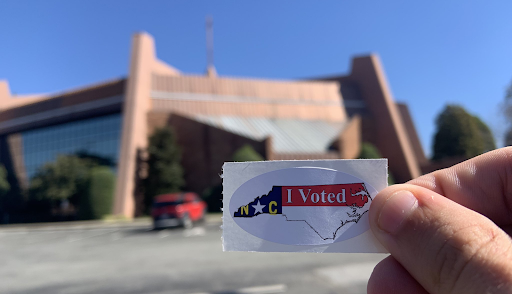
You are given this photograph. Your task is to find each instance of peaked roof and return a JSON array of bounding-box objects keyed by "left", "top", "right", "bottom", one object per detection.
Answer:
[{"left": 192, "top": 115, "right": 346, "bottom": 153}]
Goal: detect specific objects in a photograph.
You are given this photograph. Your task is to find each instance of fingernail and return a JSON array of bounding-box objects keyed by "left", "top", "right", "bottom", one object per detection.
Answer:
[{"left": 378, "top": 190, "right": 418, "bottom": 235}]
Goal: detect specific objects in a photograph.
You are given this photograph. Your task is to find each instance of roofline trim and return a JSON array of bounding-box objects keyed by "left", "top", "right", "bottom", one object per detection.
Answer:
[
  {"left": 151, "top": 91, "right": 342, "bottom": 107},
  {"left": 0, "top": 95, "right": 123, "bottom": 134}
]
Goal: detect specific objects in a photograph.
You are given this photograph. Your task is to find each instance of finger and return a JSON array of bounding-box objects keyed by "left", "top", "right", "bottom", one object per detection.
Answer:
[
  {"left": 369, "top": 184, "right": 512, "bottom": 294},
  {"left": 368, "top": 255, "right": 429, "bottom": 294},
  {"left": 408, "top": 147, "right": 512, "bottom": 225}
]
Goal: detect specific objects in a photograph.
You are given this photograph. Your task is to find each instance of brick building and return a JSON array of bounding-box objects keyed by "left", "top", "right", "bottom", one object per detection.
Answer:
[{"left": 0, "top": 32, "right": 426, "bottom": 218}]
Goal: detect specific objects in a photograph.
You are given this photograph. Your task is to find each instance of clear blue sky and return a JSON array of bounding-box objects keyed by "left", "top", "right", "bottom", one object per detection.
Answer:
[{"left": 1, "top": 1, "right": 512, "bottom": 156}]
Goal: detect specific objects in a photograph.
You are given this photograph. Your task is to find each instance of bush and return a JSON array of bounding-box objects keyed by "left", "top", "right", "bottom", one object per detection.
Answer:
[
  {"left": 358, "top": 142, "right": 382, "bottom": 159},
  {"left": 232, "top": 145, "right": 264, "bottom": 162},
  {"left": 80, "top": 166, "right": 115, "bottom": 220}
]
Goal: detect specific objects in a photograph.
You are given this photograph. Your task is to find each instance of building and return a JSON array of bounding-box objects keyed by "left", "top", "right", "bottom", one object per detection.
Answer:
[{"left": 0, "top": 32, "right": 425, "bottom": 218}]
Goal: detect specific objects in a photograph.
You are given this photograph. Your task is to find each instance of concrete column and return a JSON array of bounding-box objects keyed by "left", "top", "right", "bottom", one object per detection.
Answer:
[
  {"left": 350, "top": 55, "right": 421, "bottom": 181},
  {"left": 113, "top": 33, "right": 155, "bottom": 218}
]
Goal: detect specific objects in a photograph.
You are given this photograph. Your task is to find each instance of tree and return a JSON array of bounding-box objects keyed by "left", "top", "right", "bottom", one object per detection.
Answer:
[
  {"left": 433, "top": 105, "right": 485, "bottom": 161},
  {"left": 143, "top": 127, "right": 184, "bottom": 212},
  {"left": 472, "top": 115, "right": 496, "bottom": 152},
  {"left": 504, "top": 80, "right": 512, "bottom": 146},
  {"left": 29, "top": 155, "right": 90, "bottom": 205},
  {"left": 79, "top": 166, "right": 115, "bottom": 219},
  {"left": 232, "top": 145, "right": 264, "bottom": 162}
]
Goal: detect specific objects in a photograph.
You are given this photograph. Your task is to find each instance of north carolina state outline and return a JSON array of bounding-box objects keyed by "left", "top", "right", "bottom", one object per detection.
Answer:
[{"left": 233, "top": 183, "right": 371, "bottom": 241}]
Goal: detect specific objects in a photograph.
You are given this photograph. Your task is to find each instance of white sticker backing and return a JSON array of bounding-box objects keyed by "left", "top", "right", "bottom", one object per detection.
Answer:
[{"left": 222, "top": 159, "right": 388, "bottom": 253}]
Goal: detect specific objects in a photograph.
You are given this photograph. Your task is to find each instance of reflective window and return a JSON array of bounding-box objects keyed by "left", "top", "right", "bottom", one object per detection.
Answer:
[{"left": 21, "top": 113, "right": 122, "bottom": 179}]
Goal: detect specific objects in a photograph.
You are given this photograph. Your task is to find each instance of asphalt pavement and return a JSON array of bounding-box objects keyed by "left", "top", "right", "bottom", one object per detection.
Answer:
[{"left": 0, "top": 218, "right": 388, "bottom": 294}]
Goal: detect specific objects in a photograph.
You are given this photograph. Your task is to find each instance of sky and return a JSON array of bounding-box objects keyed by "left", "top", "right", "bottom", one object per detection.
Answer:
[{"left": 1, "top": 1, "right": 512, "bottom": 157}]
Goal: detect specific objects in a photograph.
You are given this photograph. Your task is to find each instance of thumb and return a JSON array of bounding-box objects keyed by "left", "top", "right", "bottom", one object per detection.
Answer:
[{"left": 369, "top": 184, "right": 512, "bottom": 294}]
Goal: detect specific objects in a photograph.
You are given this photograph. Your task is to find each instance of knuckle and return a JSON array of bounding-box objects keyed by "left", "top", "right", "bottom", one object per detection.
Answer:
[{"left": 432, "top": 222, "right": 503, "bottom": 293}]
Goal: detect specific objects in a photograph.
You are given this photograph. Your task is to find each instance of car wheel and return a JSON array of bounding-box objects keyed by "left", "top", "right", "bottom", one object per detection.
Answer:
[{"left": 182, "top": 214, "right": 193, "bottom": 230}]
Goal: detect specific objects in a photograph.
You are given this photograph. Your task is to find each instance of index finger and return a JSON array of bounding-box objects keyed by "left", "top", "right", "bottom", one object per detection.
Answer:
[{"left": 408, "top": 147, "right": 512, "bottom": 226}]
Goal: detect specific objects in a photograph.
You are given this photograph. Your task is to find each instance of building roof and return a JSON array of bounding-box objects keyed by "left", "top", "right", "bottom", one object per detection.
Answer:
[{"left": 191, "top": 115, "right": 346, "bottom": 153}]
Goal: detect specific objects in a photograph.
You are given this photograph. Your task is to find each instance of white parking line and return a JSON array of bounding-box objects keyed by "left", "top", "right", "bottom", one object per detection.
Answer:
[
  {"left": 315, "top": 262, "right": 377, "bottom": 288},
  {"left": 67, "top": 229, "right": 119, "bottom": 242},
  {"left": 157, "top": 230, "right": 171, "bottom": 238},
  {"left": 232, "top": 283, "right": 287, "bottom": 294},
  {"left": 149, "top": 283, "right": 287, "bottom": 294},
  {"left": 183, "top": 227, "right": 205, "bottom": 237},
  {"left": 187, "top": 284, "right": 287, "bottom": 294}
]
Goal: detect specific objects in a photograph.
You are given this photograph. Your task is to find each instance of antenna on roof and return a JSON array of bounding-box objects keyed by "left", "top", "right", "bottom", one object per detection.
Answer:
[{"left": 205, "top": 15, "right": 217, "bottom": 77}]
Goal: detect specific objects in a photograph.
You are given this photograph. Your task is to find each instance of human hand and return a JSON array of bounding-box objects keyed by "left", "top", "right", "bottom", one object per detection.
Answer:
[{"left": 367, "top": 147, "right": 512, "bottom": 294}]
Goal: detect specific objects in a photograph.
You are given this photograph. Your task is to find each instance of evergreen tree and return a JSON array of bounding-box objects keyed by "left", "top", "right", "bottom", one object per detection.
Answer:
[
  {"left": 472, "top": 115, "right": 496, "bottom": 152},
  {"left": 143, "top": 127, "right": 184, "bottom": 212},
  {"left": 433, "top": 105, "right": 485, "bottom": 160}
]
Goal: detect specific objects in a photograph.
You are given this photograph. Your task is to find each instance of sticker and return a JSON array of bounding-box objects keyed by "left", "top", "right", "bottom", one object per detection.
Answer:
[{"left": 223, "top": 160, "right": 388, "bottom": 253}]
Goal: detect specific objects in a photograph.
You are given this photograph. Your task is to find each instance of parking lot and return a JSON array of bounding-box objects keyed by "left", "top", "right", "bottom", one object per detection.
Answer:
[{"left": 0, "top": 220, "right": 387, "bottom": 294}]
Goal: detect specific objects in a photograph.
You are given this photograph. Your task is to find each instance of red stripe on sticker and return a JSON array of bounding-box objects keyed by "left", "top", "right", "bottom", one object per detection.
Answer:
[{"left": 281, "top": 183, "right": 369, "bottom": 207}]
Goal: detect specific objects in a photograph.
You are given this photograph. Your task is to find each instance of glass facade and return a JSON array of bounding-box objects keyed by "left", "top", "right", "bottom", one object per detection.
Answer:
[{"left": 20, "top": 113, "right": 122, "bottom": 179}]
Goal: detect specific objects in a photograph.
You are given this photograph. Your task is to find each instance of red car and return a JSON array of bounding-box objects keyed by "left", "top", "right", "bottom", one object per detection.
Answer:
[{"left": 151, "top": 192, "right": 207, "bottom": 229}]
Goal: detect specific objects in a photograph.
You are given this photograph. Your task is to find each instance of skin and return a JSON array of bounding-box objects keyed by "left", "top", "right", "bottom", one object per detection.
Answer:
[{"left": 367, "top": 147, "right": 512, "bottom": 294}]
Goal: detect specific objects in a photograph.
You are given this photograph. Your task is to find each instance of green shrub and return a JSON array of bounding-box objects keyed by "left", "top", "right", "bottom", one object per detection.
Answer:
[
  {"left": 232, "top": 145, "right": 264, "bottom": 162},
  {"left": 358, "top": 142, "right": 382, "bottom": 159},
  {"left": 80, "top": 166, "right": 115, "bottom": 220}
]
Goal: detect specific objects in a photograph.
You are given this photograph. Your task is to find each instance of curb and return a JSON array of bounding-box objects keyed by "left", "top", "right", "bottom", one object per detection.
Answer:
[{"left": 0, "top": 214, "right": 222, "bottom": 232}]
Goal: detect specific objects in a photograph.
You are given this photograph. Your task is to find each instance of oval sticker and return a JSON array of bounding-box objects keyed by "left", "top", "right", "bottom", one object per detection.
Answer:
[{"left": 229, "top": 167, "right": 377, "bottom": 245}]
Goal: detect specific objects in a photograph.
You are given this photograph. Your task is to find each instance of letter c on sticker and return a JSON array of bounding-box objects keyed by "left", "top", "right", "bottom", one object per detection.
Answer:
[{"left": 269, "top": 201, "right": 277, "bottom": 214}]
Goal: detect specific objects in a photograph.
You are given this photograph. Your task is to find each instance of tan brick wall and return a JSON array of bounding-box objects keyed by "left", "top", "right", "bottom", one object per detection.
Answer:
[
  {"left": 151, "top": 74, "right": 347, "bottom": 122},
  {"left": 397, "top": 103, "right": 427, "bottom": 165},
  {"left": 321, "top": 55, "right": 421, "bottom": 182}
]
